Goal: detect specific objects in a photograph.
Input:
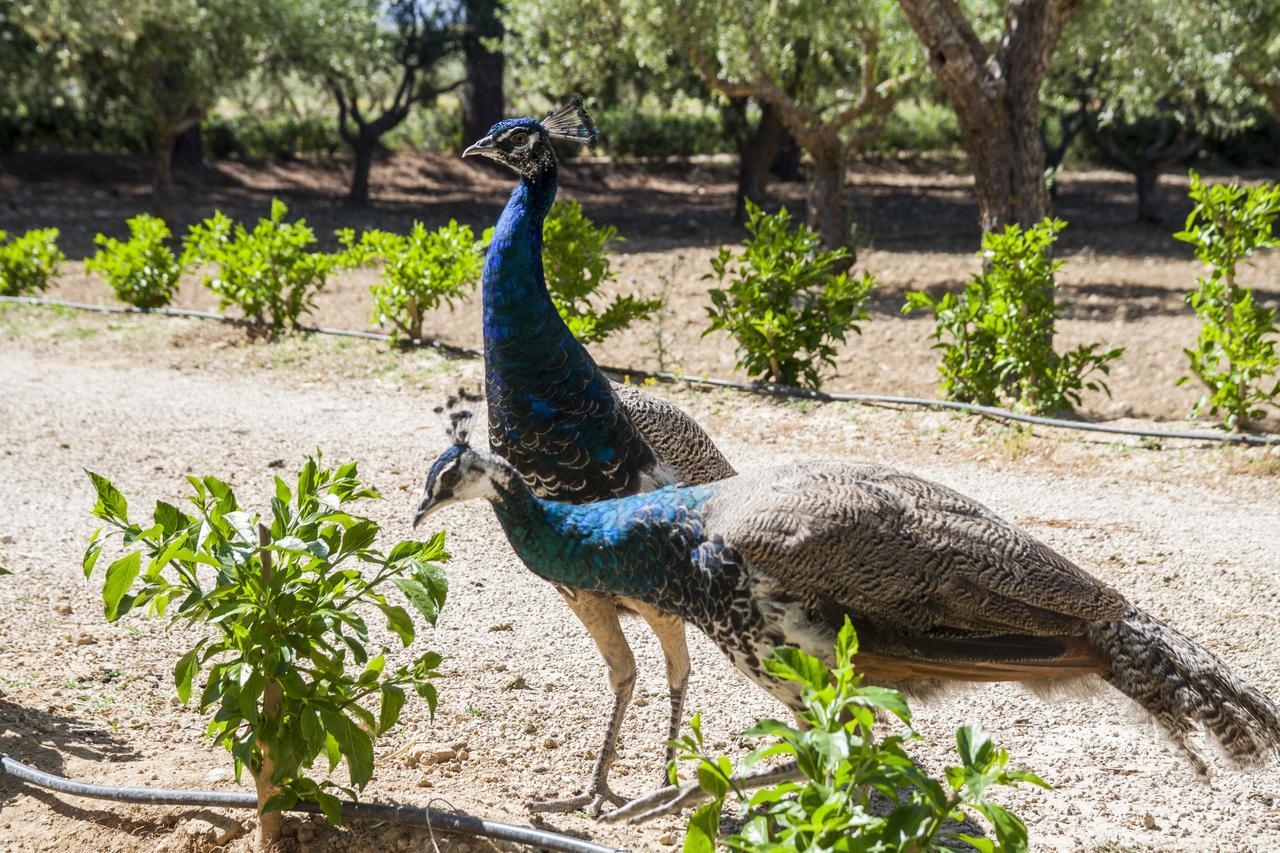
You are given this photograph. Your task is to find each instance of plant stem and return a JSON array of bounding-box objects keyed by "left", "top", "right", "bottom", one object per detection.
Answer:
[{"left": 254, "top": 523, "right": 284, "bottom": 852}]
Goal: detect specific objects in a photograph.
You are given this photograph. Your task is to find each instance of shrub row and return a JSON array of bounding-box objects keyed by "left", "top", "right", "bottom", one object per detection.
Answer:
[{"left": 4, "top": 176, "right": 1277, "bottom": 428}]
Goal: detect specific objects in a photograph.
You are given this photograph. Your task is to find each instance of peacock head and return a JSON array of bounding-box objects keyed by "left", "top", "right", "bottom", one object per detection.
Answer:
[
  {"left": 461, "top": 96, "right": 598, "bottom": 179},
  {"left": 413, "top": 408, "right": 519, "bottom": 527}
]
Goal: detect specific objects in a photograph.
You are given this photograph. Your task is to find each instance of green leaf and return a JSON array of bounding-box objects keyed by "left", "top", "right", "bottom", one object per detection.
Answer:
[
  {"left": 313, "top": 789, "right": 344, "bottom": 826},
  {"left": 154, "top": 500, "right": 190, "bottom": 534},
  {"left": 341, "top": 520, "right": 379, "bottom": 554},
  {"left": 0, "top": 566, "right": 9, "bottom": 576},
  {"left": 86, "top": 470, "right": 128, "bottom": 523},
  {"left": 378, "top": 603, "right": 415, "bottom": 646},
  {"left": 174, "top": 644, "right": 203, "bottom": 704},
  {"left": 82, "top": 528, "right": 106, "bottom": 579},
  {"left": 956, "top": 724, "right": 995, "bottom": 771},
  {"left": 394, "top": 577, "right": 443, "bottom": 627},
  {"left": 322, "top": 709, "right": 374, "bottom": 789},
  {"left": 683, "top": 800, "right": 722, "bottom": 853},
  {"left": 102, "top": 552, "right": 141, "bottom": 620},
  {"left": 379, "top": 685, "right": 406, "bottom": 735}
]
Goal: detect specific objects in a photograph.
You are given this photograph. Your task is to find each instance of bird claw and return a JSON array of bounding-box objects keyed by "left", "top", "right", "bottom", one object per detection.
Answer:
[
  {"left": 599, "top": 779, "right": 711, "bottom": 825},
  {"left": 527, "top": 785, "right": 628, "bottom": 818}
]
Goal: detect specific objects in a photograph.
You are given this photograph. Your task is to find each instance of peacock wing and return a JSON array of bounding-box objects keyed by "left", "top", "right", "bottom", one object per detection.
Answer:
[
  {"left": 702, "top": 462, "right": 1128, "bottom": 640},
  {"left": 613, "top": 382, "right": 736, "bottom": 486}
]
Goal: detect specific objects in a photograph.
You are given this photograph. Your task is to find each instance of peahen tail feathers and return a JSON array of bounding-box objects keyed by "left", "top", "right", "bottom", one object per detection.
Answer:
[{"left": 1089, "top": 607, "right": 1280, "bottom": 772}]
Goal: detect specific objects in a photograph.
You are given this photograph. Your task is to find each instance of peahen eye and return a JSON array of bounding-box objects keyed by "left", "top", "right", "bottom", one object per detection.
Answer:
[
  {"left": 509, "top": 131, "right": 529, "bottom": 147},
  {"left": 441, "top": 469, "right": 461, "bottom": 489}
]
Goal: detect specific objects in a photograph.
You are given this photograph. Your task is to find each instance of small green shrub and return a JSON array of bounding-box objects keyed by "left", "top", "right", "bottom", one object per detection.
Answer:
[
  {"left": 338, "top": 220, "right": 488, "bottom": 344},
  {"left": 0, "top": 227, "right": 63, "bottom": 295},
  {"left": 84, "top": 454, "right": 448, "bottom": 847},
  {"left": 704, "top": 201, "right": 874, "bottom": 389},
  {"left": 543, "top": 199, "right": 661, "bottom": 344},
  {"left": 85, "top": 214, "right": 185, "bottom": 309},
  {"left": 184, "top": 199, "right": 341, "bottom": 329},
  {"left": 1175, "top": 172, "right": 1280, "bottom": 430},
  {"left": 905, "top": 218, "right": 1123, "bottom": 413},
  {"left": 675, "top": 620, "right": 1047, "bottom": 852}
]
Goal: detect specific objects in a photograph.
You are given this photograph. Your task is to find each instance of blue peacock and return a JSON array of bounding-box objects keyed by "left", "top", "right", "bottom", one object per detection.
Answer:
[
  {"left": 460, "top": 98, "right": 736, "bottom": 814},
  {"left": 414, "top": 415, "right": 1280, "bottom": 822}
]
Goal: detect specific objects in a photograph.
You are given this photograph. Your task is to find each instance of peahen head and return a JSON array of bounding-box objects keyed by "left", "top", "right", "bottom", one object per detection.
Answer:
[
  {"left": 461, "top": 96, "right": 598, "bottom": 180},
  {"left": 413, "top": 409, "right": 521, "bottom": 527}
]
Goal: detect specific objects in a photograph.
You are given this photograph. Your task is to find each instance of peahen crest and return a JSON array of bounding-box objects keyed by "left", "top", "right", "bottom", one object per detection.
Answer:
[
  {"left": 433, "top": 387, "right": 482, "bottom": 446},
  {"left": 543, "top": 96, "right": 599, "bottom": 149}
]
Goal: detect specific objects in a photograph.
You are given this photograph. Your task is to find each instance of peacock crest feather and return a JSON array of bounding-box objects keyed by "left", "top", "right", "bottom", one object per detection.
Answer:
[{"left": 542, "top": 95, "right": 599, "bottom": 149}]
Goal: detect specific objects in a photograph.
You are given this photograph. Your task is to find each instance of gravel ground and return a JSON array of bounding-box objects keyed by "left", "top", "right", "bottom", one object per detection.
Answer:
[{"left": 0, "top": 308, "right": 1278, "bottom": 852}]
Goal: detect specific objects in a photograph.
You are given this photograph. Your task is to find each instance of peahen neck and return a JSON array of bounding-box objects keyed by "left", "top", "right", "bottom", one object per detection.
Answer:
[{"left": 487, "top": 476, "right": 718, "bottom": 613}]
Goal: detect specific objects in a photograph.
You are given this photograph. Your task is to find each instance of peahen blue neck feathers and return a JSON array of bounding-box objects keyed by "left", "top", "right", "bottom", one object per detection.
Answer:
[
  {"left": 487, "top": 475, "right": 733, "bottom": 621},
  {"left": 482, "top": 150, "right": 657, "bottom": 502}
]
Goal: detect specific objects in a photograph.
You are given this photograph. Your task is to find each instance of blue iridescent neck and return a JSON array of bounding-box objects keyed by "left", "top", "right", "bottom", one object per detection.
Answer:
[
  {"left": 489, "top": 484, "right": 716, "bottom": 604},
  {"left": 481, "top": 165, "right": 560, "bottom": 339}
]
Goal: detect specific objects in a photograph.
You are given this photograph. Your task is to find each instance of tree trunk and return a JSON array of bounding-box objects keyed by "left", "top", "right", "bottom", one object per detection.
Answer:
[
  {"left": 807, "top": 141, "right": 852, "bottom": 260},
  {"left": 1134, "top": 167, "right": 1162, "bottom": 223},
  {"left": 348, "top": 138, "right": 376, "bottom": 205},
  {"left": 460, "top": 0, "right": 505, "bottom": 145},
  {"left": 770, "top": 126, "right": 803, "bottom": 182},
  {"left": 734, "top": 102, "right": 786, "bottom": 223},
  {"left": 173, "top": 124, "right": 203, "bottom": 171},
  {"left": 151, "top": 126, "right": 176, "bottom": 224},
  {"left": 898, "top": 0, "right": 1082, "bottom": 233}
]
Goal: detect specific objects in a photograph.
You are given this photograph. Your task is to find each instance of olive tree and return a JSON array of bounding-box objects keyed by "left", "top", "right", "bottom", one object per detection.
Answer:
[
  {"left": 1224, "top": 0, "right": 1280, "bottom": 121},
  {"left": 277, "top": 0, "right": 463, "bottom": 204},
  {"left": 503, "top": 0, "right": 920, "bottom": 253},
  {"left": 897, "top": 0, "right": 1081, "bottom": 234},
  {"left": 16, "top": 0, "right": 269, "bottom": 221},
  {"left": 1053, "top": 0, "right": 1260, "bottom": 222}
]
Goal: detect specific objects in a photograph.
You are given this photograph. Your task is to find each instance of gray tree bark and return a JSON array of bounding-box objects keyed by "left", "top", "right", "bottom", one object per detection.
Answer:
[{"left": 897, "top": 0, "right": 1083, "bottom": 232}]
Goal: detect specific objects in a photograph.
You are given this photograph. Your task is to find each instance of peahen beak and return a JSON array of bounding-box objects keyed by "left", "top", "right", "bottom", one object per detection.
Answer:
[
  {"left": 412, "top": 487, "right": 451, "bottom": 529},
  {"left": 462, "top": 135, "right": 497, "bottom": 159}
]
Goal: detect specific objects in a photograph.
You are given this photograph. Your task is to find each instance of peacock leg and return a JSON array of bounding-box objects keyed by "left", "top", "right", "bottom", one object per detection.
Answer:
[
  {"left": 630, "top": 602, "right": 691, "bottom": 784},
  {"left": 602, "top": 760, "right": 803, "bottom": 825},
  {"left": 527, "top": 590, "right": 634, "bottom": 817}
]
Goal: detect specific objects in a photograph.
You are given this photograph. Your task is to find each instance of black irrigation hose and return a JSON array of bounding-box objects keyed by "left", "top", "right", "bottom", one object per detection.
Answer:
[
  {"left": 5, "top": 294, "right": 1279, "bottom": 447},
  {"left": 0, "top": 754, "right": 625, "bottom": 853}
]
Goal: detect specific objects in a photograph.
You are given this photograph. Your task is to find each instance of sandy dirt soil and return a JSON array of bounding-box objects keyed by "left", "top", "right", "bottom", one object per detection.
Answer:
[
  {"left": 1, "top": 307, "right": 1278, "bottom": 853},
  {"left": 3, "top": 151, "right": 1279, "bottom": 430}
]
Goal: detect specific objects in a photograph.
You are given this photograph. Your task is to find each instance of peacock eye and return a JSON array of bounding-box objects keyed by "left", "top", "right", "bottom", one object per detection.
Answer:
[
  {"left": 509, "top": 131, "right": 529, "bottom": 147},
  {"left": 441, "top": 469, "right": 461, "bottom": 489}
]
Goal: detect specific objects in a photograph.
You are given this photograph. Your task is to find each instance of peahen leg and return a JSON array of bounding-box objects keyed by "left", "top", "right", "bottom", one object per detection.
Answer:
[
  {"left": 528, "top": 590, "right": 635, "bottom": 817},
  {"left": 631, "top": 603, "right": 691, "bottom": 783},
  {"left": 602, "top": 760, "right": 803, "bottom": 825}
]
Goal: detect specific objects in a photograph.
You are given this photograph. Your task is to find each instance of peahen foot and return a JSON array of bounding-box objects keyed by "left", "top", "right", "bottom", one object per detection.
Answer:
[
  {"left": 599, "top": 779, "right": 707, "bottom": 825},
  {"left": 527, "top": 780, "right": 628, "bottom": 818}
]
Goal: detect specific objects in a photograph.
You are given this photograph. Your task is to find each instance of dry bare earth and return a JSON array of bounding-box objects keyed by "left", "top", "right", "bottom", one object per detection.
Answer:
[
  {"left": 3, "top": 151, "right": 1280, "bottom": 430},
  {"left": 0, "top": 308, "right": 1278, "bottom": 853}
]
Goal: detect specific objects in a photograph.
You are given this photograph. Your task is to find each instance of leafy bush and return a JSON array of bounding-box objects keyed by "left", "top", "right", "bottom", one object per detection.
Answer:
[
  {"left": 543, "top": 199, "right": 661, "bottom": 343},
  {"left": 204, "top": 114, "right": 345, "bottom": 160},
  {"left": 184, "top": 199, "right": 342, "bottom": 329},
  {"left": 905, "top": 219, "right": 1123, "bottom": 413},
  {"left": 85, "top": 214, "right": 185, "bottom": 309},
  {"left": 675, "top": 620, "right": 1047, "bottom": 852},
  {"left": 338, "top": 220, "right": 487, "bottom": 343},
  {"left": 0, "top": 227, "right": 63, "bottom": 295},
  {"left": 84, "top": 454, "right": 448, "bottom": 847},
  {"left": 1174, "top": 172, "right": 1280, "bottom": 430},
  {"left": 704, "top": 201, "right": 874, "bottom": 389},
  {"left": 595, "top": 106, "right": 734, "bottom": 160}
]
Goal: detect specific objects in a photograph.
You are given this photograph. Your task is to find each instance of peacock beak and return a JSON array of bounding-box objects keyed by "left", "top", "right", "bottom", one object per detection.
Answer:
[{"left": 462, "top": 135, "right": 497, "bottom": 159}]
